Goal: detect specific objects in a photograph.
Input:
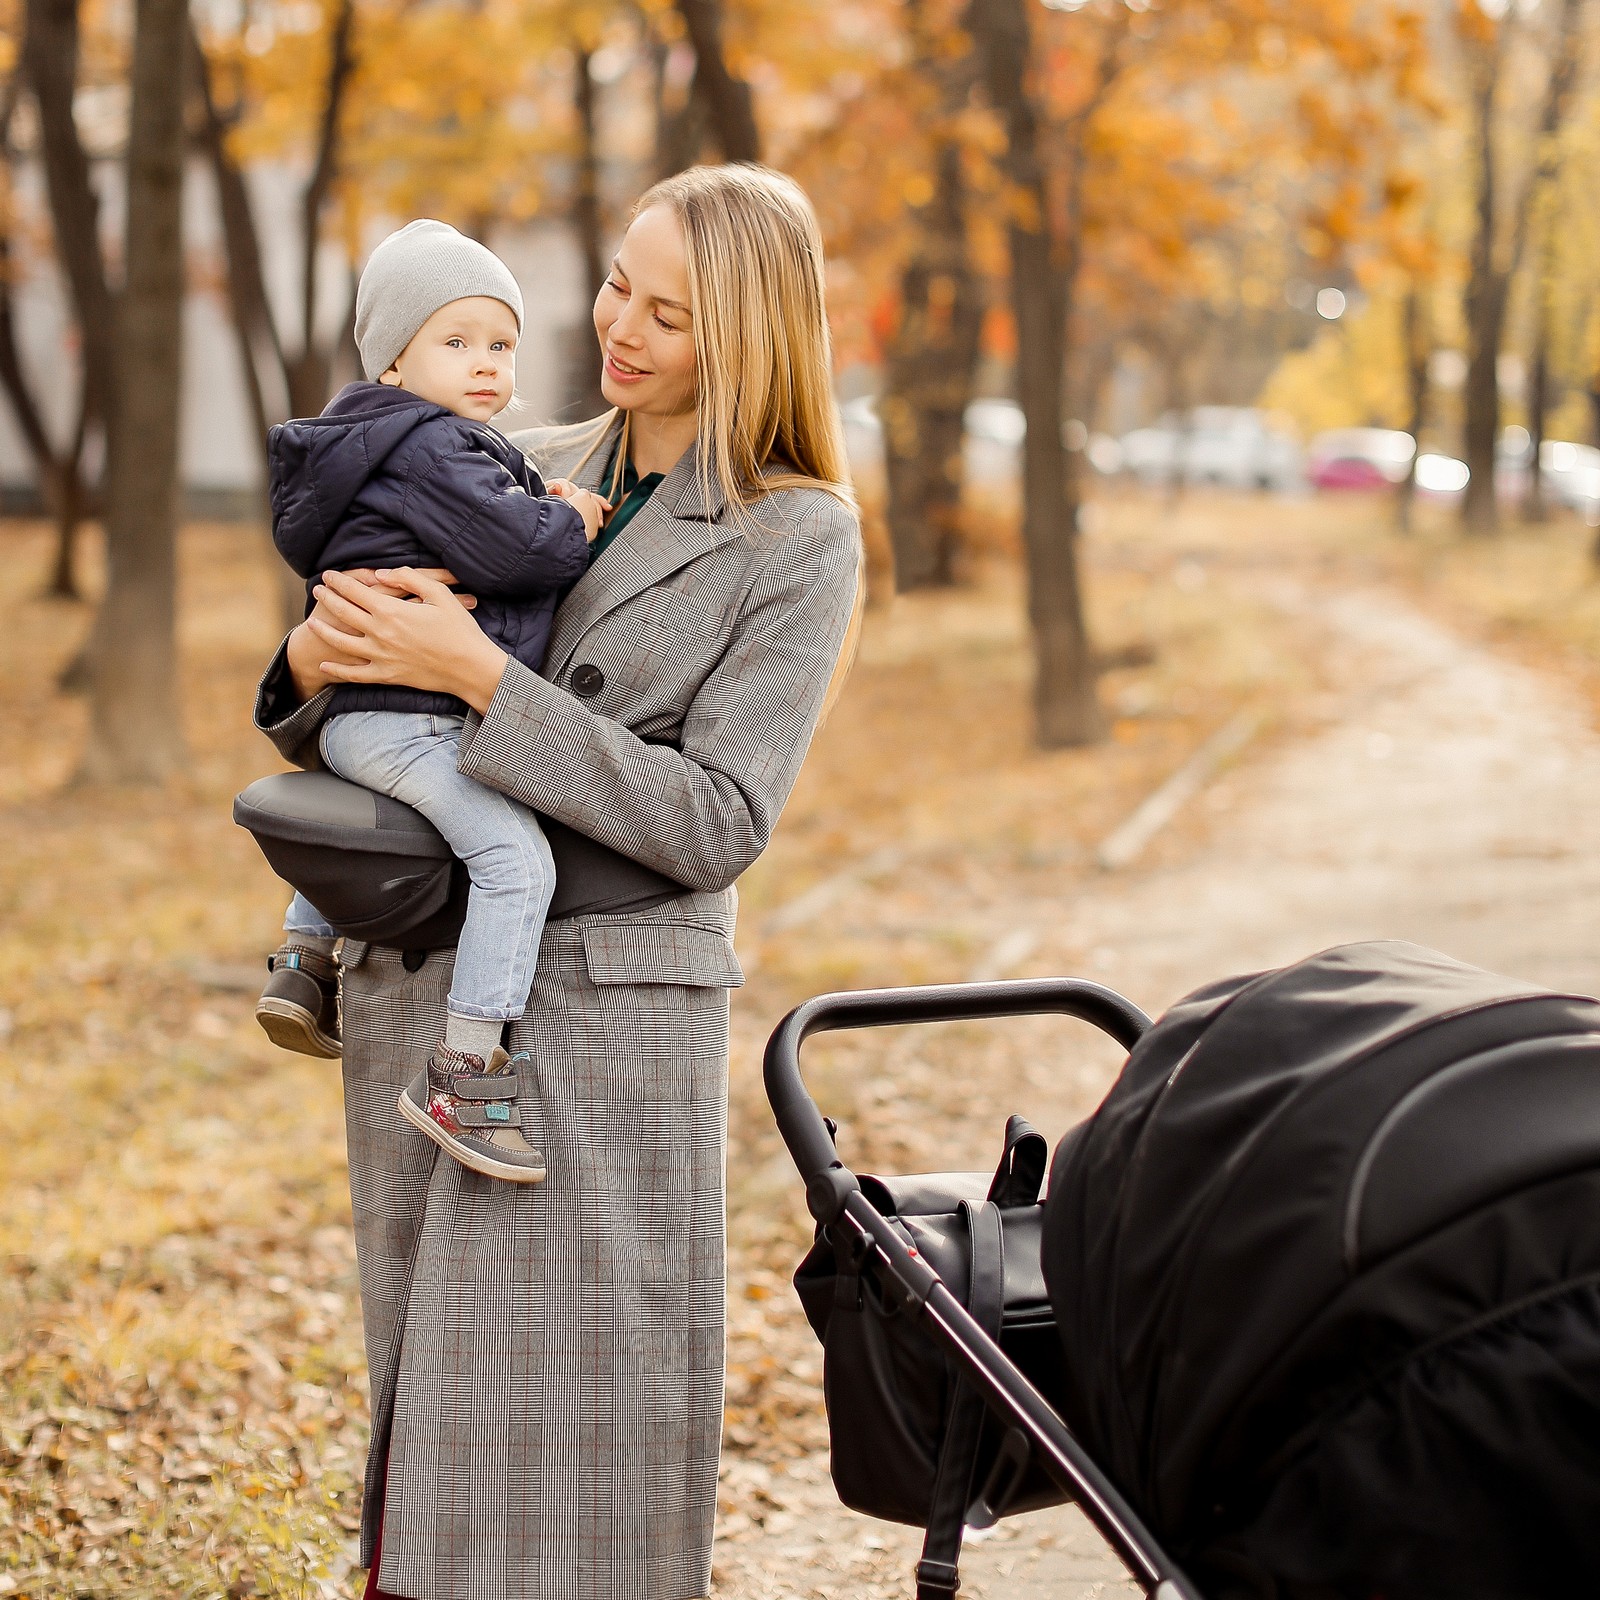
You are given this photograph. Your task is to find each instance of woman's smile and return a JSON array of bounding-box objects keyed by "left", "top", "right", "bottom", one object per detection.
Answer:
[{"left": 604, "top": 349, "right": 651, "bottom": 383}]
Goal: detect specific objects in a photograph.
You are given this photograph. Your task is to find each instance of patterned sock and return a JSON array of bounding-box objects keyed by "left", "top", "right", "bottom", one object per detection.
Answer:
[{"left": 443, "top": 1014, "right": 505, "bottom": 1064}]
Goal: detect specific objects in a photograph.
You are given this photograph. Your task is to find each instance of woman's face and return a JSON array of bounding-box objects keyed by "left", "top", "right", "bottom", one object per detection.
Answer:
[{"left": 593, "top": 205, "right": 697, "bottom": 421}]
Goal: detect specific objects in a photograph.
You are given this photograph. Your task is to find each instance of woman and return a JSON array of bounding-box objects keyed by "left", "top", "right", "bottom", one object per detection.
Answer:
[{"left": 254, "top": 165, "right": 861, "bottom": 1600}]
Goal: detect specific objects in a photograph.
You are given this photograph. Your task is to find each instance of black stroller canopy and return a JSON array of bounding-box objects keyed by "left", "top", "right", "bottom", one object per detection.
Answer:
[{"left": 1043, "top": 940, "right": 1600, "bottom": 1594}]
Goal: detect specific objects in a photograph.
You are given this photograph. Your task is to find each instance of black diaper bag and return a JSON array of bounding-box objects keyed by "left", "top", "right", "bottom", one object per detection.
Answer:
[{"left": 793, "top": 1115, "right": 1069, "bottom": 1597}]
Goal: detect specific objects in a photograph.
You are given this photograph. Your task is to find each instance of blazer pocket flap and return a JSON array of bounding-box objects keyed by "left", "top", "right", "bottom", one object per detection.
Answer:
[{"left": 581, "top": 924, "right": 744, "bottom": 988}]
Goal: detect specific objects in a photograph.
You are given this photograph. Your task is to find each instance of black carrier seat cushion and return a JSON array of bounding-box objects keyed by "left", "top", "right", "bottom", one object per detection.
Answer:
[
  {"left": 1042, "top": 940, "right": 1600, "bottom": 1599},
  {"left": 234, "top": 769, "right": 685, "bottom": 948}
]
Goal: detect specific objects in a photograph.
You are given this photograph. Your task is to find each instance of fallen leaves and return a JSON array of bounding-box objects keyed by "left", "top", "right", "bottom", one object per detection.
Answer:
[{"left": 0, "top": 500, "right": 1330, "bottom": 1595}]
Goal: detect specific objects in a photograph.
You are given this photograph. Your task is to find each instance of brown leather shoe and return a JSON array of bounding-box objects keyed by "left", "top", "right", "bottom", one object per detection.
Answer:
[
  {"left": 254, "top": 945, "right": 341, "bottom": 1058},
  {"left": 398, "top": 1045, "right": 546, "bottom": 1183}
]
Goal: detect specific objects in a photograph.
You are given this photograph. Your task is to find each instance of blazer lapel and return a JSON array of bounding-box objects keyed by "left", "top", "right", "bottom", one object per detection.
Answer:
[{"left": 543, "top": 440, "right": 745, "bottom": 681}]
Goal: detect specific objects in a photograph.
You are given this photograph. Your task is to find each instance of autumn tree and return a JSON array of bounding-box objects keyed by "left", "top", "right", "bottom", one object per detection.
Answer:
[
  {"left": 82, "top": 0, "right": 188, "bottom": 781},
  {"left": 1518, "top": 25, "right": 1595, "bottom": 523},
  {"left": 20, "top": 0, "right": 189, "bottom": 778},
  {"left": 965, "top": 0, "right": 1428, "bottom": 746},
  {"left": 1395, "top": 268, "right": 1435, "bottom": 532},
  {"left": 968, "top": 0, "right": 1111, "bottom": 744},
  {"left": 876, "top": 0, "right": 984, "bottom": 590},
  {"left": 1454, "top": 0, "right": 1587, "bottom": 534},
  {"left": 0, "top": 65, "right": 96, "bottom": 598},
  {"left": 190, "top": 0, "right": 362, "bottom": 627},
  {"left": 569, "top": 33, "right": 610, "bottom": 417},
  {"left": 670, "top": 0, "right": 760, "bottom": 161},
  {"left": 19, "top": 0, "right": 119, "bottom": 610}
]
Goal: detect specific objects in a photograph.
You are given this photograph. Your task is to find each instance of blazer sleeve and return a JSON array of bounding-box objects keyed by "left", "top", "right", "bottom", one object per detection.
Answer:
[
  {"left": 457, "top": 505, "right": 862, "bottom": 892},
  {"left": 402, "top": 447, "right": 591, "bottom": 600},
  {"left": 253, "top": 637, "right": 335, "bottom": 769}
]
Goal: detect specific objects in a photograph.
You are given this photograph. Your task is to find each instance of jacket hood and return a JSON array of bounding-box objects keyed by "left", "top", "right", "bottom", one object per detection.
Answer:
[{"left": 269, "top": 382, "right": 453, "bottom": 577}]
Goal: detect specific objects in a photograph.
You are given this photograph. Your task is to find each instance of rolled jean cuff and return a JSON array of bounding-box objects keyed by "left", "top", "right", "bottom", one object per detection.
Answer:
[
  {"left": 445, "top": 998, "right": 527, "bottom": 1023},
  {"left": 284, "top": 892, "right": 339, "bottom": 939}
]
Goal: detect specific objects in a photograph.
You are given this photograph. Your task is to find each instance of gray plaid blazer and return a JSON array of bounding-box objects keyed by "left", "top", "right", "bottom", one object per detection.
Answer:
[{"left": 254, "top": 414, "right": 860, "bottom": 1600}]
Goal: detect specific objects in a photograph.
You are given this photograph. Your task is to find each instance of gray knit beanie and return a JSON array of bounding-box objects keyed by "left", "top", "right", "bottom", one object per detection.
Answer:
[{"left": 354, "top": 220, "right": 525, "bottom": 381}]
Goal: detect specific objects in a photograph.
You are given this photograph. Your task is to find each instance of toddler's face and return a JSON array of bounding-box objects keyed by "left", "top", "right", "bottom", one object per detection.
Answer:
[{"left": 383, "top": 296, "right": 518, "bottom": 422}]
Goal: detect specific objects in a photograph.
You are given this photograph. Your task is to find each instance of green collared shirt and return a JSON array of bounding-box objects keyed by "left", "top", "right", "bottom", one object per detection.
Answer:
[{"left": 589, "top": 457, "right": 666, "bottom": 564}]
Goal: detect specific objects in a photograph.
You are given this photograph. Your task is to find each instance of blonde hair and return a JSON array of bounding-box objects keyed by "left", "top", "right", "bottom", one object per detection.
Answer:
[
  {"left": 624, "top": 164, "right": 855, "bottom": 528},
  {"left": 575, "top": 165, "right": 863, "bottom": 712}
]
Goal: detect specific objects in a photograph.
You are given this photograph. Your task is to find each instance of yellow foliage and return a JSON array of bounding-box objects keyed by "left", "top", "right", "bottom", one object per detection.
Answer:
[{"left": 1261, "top": 288, "right": 1413, "bottom": 436}]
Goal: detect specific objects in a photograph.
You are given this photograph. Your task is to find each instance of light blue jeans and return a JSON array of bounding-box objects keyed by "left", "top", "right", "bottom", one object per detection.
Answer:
[{"left": 284, "top": 711, "right": 556, "bottom": 1022}]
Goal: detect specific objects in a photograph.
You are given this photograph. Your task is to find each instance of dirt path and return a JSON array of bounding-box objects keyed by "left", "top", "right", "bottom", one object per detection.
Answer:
[{"left": 711, "top": 580, "right": 1600, "bottom": 1598}]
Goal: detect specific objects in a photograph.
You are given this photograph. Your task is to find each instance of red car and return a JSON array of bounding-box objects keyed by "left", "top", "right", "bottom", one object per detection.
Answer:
[{"left": 1306, "top": 427, "right": 1415, "bottom": 490}]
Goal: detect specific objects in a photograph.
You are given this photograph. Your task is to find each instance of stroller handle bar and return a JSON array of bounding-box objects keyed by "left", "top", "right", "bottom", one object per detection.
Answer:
[{"left": 763, "top": 976, "right": 1152, "bottom": 1218}]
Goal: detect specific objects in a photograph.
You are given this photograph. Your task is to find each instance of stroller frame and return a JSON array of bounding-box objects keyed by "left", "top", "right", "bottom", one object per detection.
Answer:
[{"left": 764, "top": 975, "right": 1202, "bottom": 1600}]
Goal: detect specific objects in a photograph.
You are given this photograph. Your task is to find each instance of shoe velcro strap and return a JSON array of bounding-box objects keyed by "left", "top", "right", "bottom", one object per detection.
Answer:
[
  {"left": 453, "top": 1102, "right": 523, "bottom": 1129},
  {"left": 450, "top": 1075, "right": 519, "bottom": 1100}
]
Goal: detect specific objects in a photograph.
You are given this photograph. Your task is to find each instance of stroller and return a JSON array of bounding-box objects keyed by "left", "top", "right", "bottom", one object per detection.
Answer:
[{"left": 765, "top": 941, "right": 1600, "bottom": 1600}]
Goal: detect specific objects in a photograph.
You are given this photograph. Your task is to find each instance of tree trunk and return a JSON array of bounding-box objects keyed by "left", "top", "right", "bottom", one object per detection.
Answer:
[
  {"left": 644, "top": 23, "right": 693, "bottom": 178},
  {"left": 672, "top": 0, "right": 760, "bottom": 162},
  {"left": 1459, "top": 0, "right": 1584, "bottom": 536},
  {"left": 191, "top": 23, "right": 285, "bottom": 440},
  {"left": 21, "top": 0, "right": 118, "bottom": 429},
  {"left": 1395, "top": 283, "right": 1429, "bottom": 535},
  {"left": 81, "top": 0, "right": 187, "bottom": 783},
  {"left": 46, "top": 453, "right": 87, "bottom": 599},
  {"left": 881, "top": 140, "right": 983, "bottom": 590},
  {"left": 1521, "top": 9, "right": 1583, "bottom": 526},
  {"left": 970, "top": 0, "right": 1102, "bottom": 747},
  {"left": 1525, "top": 322, "right": 1549, "bottom": 524},
  {"left": 45, "top": 400, "right": 93, "bottom": 600},
  {"left": 191, "top": 15, "right": 351, "bottom": 630},
  {"left": 568, "top": 45, "right": 609, "bottom": 420},
  {"left": 0, "top": 142, "right": 95, "bottom": 600},
  {"left": 1461, "top": 63, "right": 1501, "bottom": 535},
  {"left": 1162, "top": 350, "right": 1190, "bottom": 507},
  {"left": 293, "top": 0, "right": 356, "bottom": 404}
]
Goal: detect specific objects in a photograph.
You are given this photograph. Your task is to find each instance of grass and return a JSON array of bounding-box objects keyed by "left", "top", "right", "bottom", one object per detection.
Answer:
[{"left": 0, "top": 486, "right": 1488, "bottom": 1596}]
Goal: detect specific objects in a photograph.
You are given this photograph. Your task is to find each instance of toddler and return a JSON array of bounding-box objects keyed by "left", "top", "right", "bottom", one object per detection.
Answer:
[{"left": 254, "top": 219, "right": 609, "bottom": 1185}]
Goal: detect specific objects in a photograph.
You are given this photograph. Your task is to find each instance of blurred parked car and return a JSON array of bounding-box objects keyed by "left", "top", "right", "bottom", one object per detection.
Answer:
[
  {"left": 1120, "top": 407, "right": 1303, "bottom": 493},
  {"left": 1307, "top": 428, "right": 1471, "bottom": 499},
  {"left": 1413, "top": 453, "right": 1470, "bottom": 496},
  {"left": 1305, "top": 428, "right": 1465, "bottom": 496},
  {"left": 1306, "top": 427, "right": 1416, "bottom": 490},
  {"left": 1542, "top": 440, "right": 1600, "bottom": 519},
  {"left": 1496, "top": 429, "right": 1600, "bottom": 513},
  {"left": 840, "top": 395, "right": 1116, "bottom": 491}
]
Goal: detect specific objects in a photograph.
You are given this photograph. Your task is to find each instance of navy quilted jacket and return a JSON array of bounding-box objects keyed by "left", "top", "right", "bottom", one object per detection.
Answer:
[{"left": 269, "top": 382, "right": 590, "bottom": 716}]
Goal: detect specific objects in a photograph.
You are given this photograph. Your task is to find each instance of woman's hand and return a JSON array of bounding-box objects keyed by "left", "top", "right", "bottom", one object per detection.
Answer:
[
  {"left": 285, "top": 568, "right": 476, "bottom": 701},
  {"left": 302, "top": 567, "right": 509, "bottom": 714}
]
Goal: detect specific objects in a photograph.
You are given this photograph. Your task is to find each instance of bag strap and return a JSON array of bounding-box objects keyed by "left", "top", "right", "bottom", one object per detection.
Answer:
[
  {"left": 915, "top": 1199, "right": 1004, "bottom": 1600},
  {"left": 987, "top": 1114, "right": 1048, "bottom": 1208}
]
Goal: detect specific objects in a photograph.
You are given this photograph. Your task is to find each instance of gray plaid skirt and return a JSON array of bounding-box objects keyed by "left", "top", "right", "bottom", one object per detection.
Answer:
[{"left": 339, "top": 894, "right": 740, "bottom": 1600}]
